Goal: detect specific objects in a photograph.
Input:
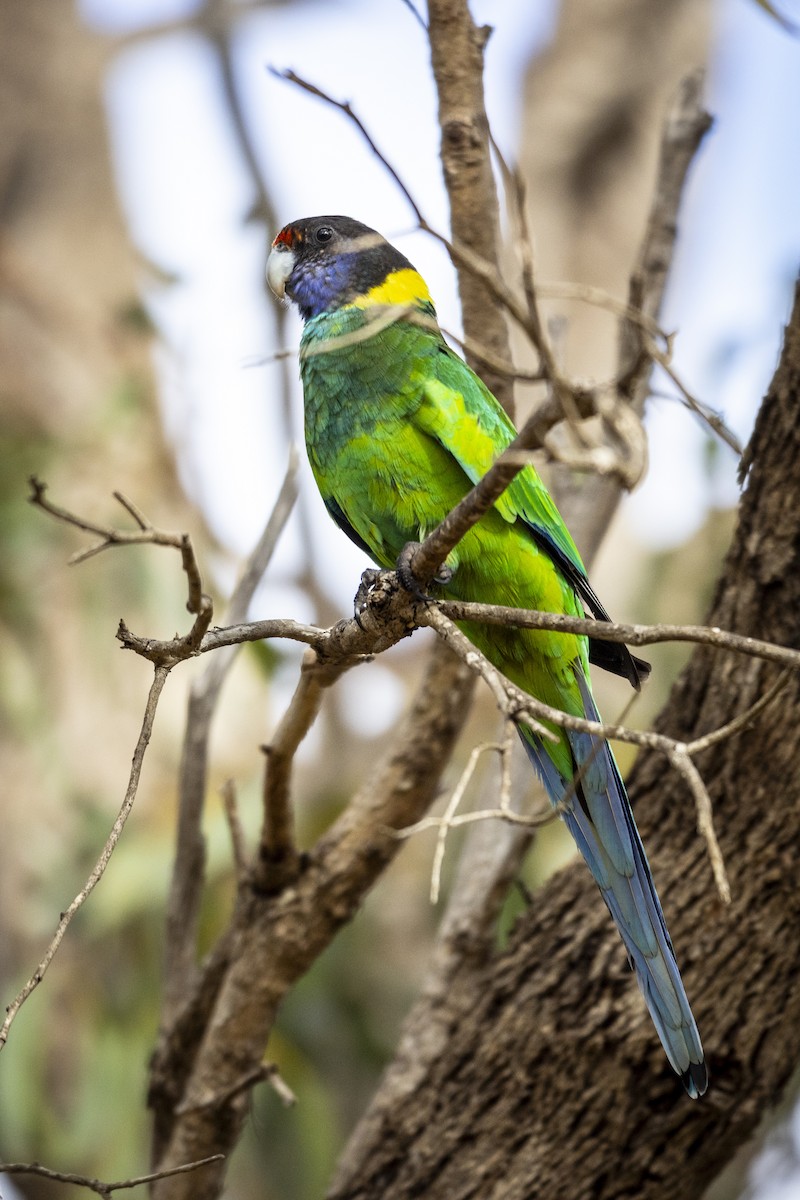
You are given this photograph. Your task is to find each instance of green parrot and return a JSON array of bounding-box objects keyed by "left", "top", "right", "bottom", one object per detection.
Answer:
[{"left": 267, "top": 214, "right": 706, "bottom": 1097}]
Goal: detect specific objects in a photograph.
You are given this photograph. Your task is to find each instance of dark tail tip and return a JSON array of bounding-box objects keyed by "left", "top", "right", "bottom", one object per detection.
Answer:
[{"left": 683, "top": 1060, "right": 709, "bottom": 1099}]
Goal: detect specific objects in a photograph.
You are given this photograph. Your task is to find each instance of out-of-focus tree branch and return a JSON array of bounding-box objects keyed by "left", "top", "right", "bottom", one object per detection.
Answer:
[{"left": 160, "top": 451, "right": 299, "bottom": 1025}]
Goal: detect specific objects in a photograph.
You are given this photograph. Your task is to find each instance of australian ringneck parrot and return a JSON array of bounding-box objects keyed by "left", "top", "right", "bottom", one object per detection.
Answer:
[{"left": 267, "top": 214, "right": 706, "bottom": 1097}]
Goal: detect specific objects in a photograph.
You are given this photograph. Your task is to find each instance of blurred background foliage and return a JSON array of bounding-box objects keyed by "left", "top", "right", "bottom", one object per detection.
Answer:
[{"left": 1, "top": 1, "right": 799, "bottom": 1198}]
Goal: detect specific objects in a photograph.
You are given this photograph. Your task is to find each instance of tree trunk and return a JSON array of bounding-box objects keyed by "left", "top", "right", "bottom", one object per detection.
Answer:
[{"left": 326, "top": 283, "right": 800, "bottom": 1199}]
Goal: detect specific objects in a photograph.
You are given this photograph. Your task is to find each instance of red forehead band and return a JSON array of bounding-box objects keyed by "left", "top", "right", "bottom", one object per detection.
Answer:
[{"left": 273, "top": 226, "right": 302, "bottom": 248}]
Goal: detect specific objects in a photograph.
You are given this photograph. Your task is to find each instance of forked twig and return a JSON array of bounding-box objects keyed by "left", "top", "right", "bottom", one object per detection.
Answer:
[
  {"left": 175, "top": 1061, "right": 297, "bottom": 1115},
  {"left": 29, "top": 476, "right": 213, "bottom": 648}
]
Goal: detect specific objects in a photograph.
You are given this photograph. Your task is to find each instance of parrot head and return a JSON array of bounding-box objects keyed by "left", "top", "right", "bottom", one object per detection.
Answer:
[{"left": 267, "top": 215, "right": 420, "bottom": 320}]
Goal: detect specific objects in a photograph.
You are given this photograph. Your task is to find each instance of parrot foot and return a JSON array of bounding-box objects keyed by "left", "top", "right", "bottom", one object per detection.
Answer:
[
  {"left": 396, "top": 542, "right": 454, "bottom": 600},
  {"left": 354, "top": 568, "right": 384, "bottom": 628}
]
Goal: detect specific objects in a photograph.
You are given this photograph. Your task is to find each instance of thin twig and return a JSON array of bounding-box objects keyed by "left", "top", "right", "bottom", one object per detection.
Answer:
[
  {"left": 221, "top": 779, "right": 248, "bottom": 882},
  {"left": 425, "top": 720, "right": 525, "bottom": 903},
  {"left": 430, "top": 741, "right": 503, "bottom": 904},
  {"left": 434, "top": 599, "right": 800, "bottom": 672},
  {"left": 398, "top": 803, "right": 555, "bottom": 841},
  {"left": 270, "top": 69, "right": 425, "bottom": 225},
  {"left": 270, "top": 70, "right": 551, "bottom": 369},
  {"left": 506, "top": 163, "right": 585, "bottom": 434},
  {"left": 422, "top": 608, "right": 742, "bottom": 902},
  {"left": 399, "top": 0, "right": 428, "bottom": 31},
  {"left": 30, "top": 475, "right": 181, "bottom": 558},
  {"left": 646, "top": 336, "right": 743, "bottom": 455},
  {"left": 175, "top": 1062, "right": 297, "bottom": 1115},
  {"left": 247, "top": 328, "right": 546, "bottom": 382},
  {"left": 30, "top": 477, "right": 213, "bottom": 640},
  {"left": 536, "top": 279, "right": 666, "bottom": 343},
  {"left": 112, "top": 490, "right": 149, "bottom": 530},
  {"left": 0, "top": 667, "right": 169, "bottom": 1048},
  {"left": 666, "top": 748, "right": 730, "bottom": 904},
  {"left": 0, "top": 1154, "right": 225, "bottom": 1198},
  {"left": 685, "top": 669, "right": 789, "bottom": 754},
  {"left": 618, "top": 69, "right": 713, "bottom": 407}
]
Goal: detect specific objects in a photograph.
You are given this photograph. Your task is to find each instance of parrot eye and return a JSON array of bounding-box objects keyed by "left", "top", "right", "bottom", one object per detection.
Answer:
[{"left": 315, "top": 226, "right": 334, "bottom": 245}]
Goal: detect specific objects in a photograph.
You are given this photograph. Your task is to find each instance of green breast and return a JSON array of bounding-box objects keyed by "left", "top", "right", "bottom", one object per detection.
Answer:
[{"left": 300, "top": 308, "right": 431, "bottom": 473}]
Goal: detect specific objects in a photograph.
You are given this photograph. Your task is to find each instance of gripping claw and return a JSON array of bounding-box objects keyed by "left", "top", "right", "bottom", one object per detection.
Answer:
[
  {"left": 353, "top": 568, "right": 382, "bottom": 629},
  {"left": 396, "top": 542, "right": 454, "bottom": 599}
]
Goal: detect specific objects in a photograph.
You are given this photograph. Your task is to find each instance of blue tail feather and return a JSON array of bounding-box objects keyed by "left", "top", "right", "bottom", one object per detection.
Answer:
[{"left": 519, "top": 668, "right": 707, "bottom": 1097}]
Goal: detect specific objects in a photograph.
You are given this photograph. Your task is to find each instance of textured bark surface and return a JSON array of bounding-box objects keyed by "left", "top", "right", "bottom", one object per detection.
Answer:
[
  {"left": 149, "top": 637, "right": 475, "bottom": 1200},
  {"left": 427, "top": 0, "right": 512, "bottom": 411},
  {"left": 518, "top": 0, "right": 711, "bottom": 549},
  {"left": 326, "top": 287, "right": 800, "bottom": 1199}
]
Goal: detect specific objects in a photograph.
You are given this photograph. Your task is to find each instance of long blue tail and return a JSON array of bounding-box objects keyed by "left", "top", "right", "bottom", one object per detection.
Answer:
[{"left": 521, "top": 668, "right": 707, "bottom": 1097}]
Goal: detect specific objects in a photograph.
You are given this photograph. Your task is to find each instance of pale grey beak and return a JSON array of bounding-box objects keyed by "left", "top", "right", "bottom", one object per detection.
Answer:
[{"left": 267, "top": 244, "right": 295, "bottom": 299}]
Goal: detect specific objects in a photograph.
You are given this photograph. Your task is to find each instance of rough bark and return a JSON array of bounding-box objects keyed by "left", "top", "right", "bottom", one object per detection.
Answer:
[
  {"left": 149, "top": 638, "right": 474, "bottom": 1200},
  {"left": 326, "top": 285, "right": 800, "bottom": 1199},
  {"left": 518, "top": 0, "right": 711, "bottom": 551},
  {"left": 428, "top": 0, "right": 512, "bottom": 411}
]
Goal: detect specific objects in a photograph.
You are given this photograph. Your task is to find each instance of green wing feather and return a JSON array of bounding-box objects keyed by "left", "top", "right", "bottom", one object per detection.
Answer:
[{"left": 415, "top": 341, "right": 587, "bottom": 579}]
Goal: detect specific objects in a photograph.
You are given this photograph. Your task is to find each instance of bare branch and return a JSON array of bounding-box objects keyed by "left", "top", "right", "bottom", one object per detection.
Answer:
[
  {"left": 221, "top": 780, "right": 248, "bottom": 883},
  {"left": 30, "top": 476, "right": 213, "bottom": 643},
  {"left": 426, "top": 0, "right": 514, "bottom": 408},
  {"left": 257, "top": 648, "right": 329, "bottom": 885},
  {"left": 31, "top": 474, "right": 181, "bottom": 559},
  {"left": 175, "top": 1062, "right": 296, "bottom": 1115},
  {"left": 112, "top": 490, "right": 150, "bottom": 530},
  {"left": 270, "top": 68, "right": 425, "bottom": 227},
  {"left": 685, "top": 668, "right": 789, "bottom": 753},
  {"left": 161, "top": 450, "right": 299, "bottom": 1024},
  {"left": 422, "top": 607, "right": 736, "bottom": 902},
  {"left": 1, "top": 666, "right": 169, "bottom": 1048},
  {"left": 666, "top": 747, "right": 730, "bottom": 904},
  {"left": 646, "top": 335, "right": 743, "bottom": 454},
  {"left": 399, "top": 721, "right": 552, "bottom": 904},
  {"left": 434, "top": 598, "right": 800, "bottom": 672},
  {"left": 618, "top": 69, "right": 713, "bottom": 406},
  {"left": 0, "top": 1154, "right": 225, "bottom": 1198},
  {"left": 95, "top": 539, "right": 800, "bottom": 688}
]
